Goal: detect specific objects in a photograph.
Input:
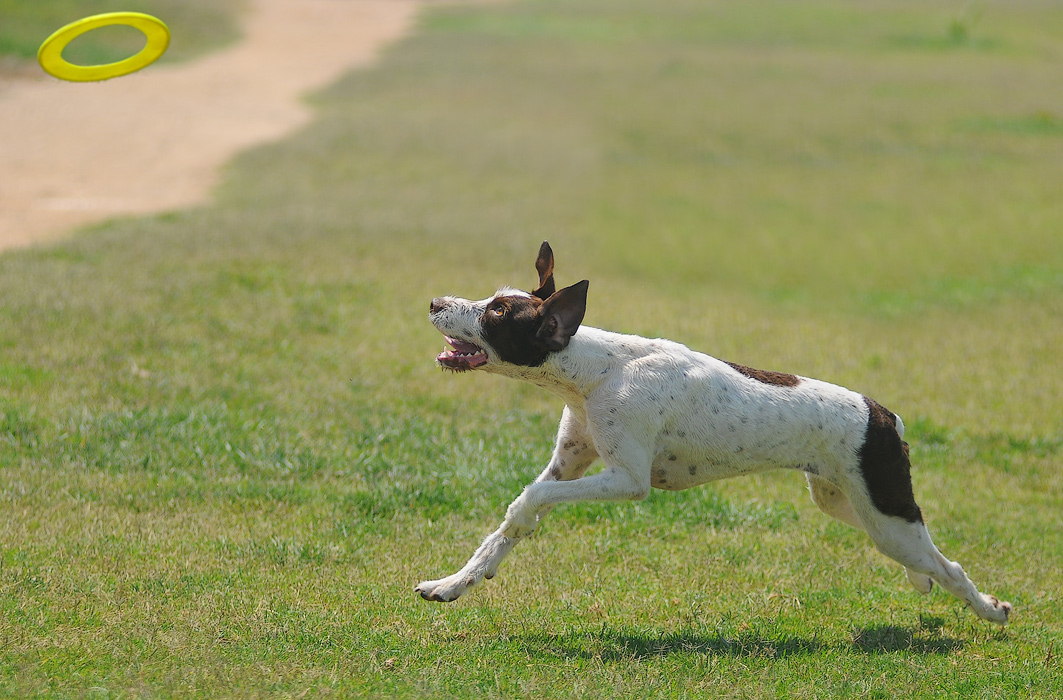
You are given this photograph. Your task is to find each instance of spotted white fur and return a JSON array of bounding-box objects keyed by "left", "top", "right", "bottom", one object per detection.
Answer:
[{"left": 416, "top": 244, "right": 1011, "bottom": 625}]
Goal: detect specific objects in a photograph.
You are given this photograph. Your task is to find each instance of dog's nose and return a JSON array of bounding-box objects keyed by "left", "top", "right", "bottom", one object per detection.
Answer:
[{"left": 430, "top": 298, "right": 447, "bottom": 315}]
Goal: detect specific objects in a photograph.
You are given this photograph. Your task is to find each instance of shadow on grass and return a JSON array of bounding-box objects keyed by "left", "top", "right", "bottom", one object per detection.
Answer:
[
  {"left": 851, "top": 618, "right": 964, "bottom": 655},
  {"left": 513, "top": 619, "right": 962, "bottom": 661},
  {"left": 514, "top": 627, "right": 823, "bottom": 662}
]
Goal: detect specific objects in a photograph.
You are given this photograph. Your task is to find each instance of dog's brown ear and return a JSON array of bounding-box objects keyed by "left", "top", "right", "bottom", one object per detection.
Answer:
[
  {"left": 532, "top": 241, "right": 556, "bottom": 300},
  {"left": 537, "top": 279, "right": 588, "bottom": 352}
]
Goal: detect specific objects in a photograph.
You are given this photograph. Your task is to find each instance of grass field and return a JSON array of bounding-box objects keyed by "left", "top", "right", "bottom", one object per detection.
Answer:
[{"left": 2, "top": 0, "right": 1062, "bottom": 697}]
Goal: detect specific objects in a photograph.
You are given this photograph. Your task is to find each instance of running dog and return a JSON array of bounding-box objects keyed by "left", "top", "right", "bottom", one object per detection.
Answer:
[{"left": 416, "top": 242, "right": 1011, "bottom": 624}]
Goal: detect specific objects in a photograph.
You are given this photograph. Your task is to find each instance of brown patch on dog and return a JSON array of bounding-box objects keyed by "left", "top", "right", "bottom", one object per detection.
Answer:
[
  {"left": 725, "top": 361, "right": 801, "bottom": 387},
  {"left": 480, "top": 279, "right": 589, "bottom": 367},
  {"left": 859, "top": 397, "right": 923, "bottom": 523},
  {"left": 480, "top": 294, "right": 550, "bottom": 367}
]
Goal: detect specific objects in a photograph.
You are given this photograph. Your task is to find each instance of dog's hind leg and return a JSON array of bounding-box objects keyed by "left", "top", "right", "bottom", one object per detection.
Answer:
[
  {"left": 807, "top": 473, "right": 933, "bottom": 594},
  {"left": 904, "top": 564, "right": 935, "bottom": 595},
  {"left": 807, "top": 473, "right": 863, "bottom": 529},
  {"left": 846, "top": 414, "right": 1009, "bottom": 623},
  {"left": 857, "top": 509, "right": 1011, "bottom": 624},
  {"left": 416, "top": 408, "right": 599, "bottom": 603}
]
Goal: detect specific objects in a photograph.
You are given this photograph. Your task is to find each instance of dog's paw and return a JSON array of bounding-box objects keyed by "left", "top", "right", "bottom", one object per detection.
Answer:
[
  {"left": 976, "top": 594, "right": 1012, "bottom": 625},
  {"left": 905, "top": 567, "right": 934, "bottom": 595},
  {"left": 415, "top": 572, "right": 476, "bottom": 603}
]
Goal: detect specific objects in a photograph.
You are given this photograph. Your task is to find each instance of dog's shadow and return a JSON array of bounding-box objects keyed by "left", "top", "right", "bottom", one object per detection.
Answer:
[
  {"left": 851, "top": 619, "right": 964, "bottom": 655},
  {"left": 513, "top": 619, "right": 962, "bottom": 661}
]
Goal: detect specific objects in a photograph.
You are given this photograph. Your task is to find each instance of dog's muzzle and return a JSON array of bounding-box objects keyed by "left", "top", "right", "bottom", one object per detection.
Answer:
[{"left": 430, "top": 298, "right": 489, "bottom": 371}]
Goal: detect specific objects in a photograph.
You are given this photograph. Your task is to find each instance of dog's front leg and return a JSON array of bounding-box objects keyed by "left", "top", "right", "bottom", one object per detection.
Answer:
[
  {"left": 415, "top": 409, "right": 598, "bottom": 603},
  {"left": 417, "top": 467, "right": 645, "bottom": 603},
  {"left": 501, "top": 429, "right": 652, "bottom": 539},
  {"left": 501, "top": 463, "right": 649, "bottom": 539},
  {"left": 414, "top": 529, "right": 519, "bottom": 603}
]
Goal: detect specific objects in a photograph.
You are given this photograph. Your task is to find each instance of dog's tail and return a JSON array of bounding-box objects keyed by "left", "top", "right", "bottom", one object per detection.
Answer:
[{"left": 893, "top": 413, "right": 905, "bottom": 439}]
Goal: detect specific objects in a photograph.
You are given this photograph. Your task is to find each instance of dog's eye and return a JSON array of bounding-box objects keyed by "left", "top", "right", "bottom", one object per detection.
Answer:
[{"left": 487, "top": 303, "right": 507, "bottom": 318}]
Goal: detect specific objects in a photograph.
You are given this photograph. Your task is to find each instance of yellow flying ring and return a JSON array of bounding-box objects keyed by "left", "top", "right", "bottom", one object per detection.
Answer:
[{"left": 38, "top": 12, "right": 171, "bottom": 82}]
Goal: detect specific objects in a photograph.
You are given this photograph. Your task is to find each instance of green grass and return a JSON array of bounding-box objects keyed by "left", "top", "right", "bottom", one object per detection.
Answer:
[
  {"left": 2, "top": 0, "right": 1062, "bottom": 696},
  {"left": 0, "top": 0, "right": 242, "bottom": 68}
]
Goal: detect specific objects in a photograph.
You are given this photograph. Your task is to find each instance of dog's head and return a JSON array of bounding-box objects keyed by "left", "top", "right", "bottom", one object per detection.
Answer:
[{"left": 429, "top": 242, "right": 589, "bottom": 373}]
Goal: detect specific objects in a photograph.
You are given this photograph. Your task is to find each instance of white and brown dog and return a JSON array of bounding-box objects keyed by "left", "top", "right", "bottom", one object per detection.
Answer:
[{"left": 417, "top": 242, "right": 1011, "bottom": 624}]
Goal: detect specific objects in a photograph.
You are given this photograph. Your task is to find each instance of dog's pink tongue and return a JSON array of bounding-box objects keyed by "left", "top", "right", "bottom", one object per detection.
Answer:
[{"left": 437, "top": 346, "right": 488, "bottom": 370}]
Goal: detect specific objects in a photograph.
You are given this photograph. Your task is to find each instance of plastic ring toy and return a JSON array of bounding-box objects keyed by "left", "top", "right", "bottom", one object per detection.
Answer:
[{"left": 38, "top": 12, "right": 171, "bottom": 82}]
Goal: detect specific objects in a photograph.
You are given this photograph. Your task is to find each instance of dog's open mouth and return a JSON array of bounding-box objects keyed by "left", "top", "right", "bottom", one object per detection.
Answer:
[{"left": 437, "top": 336, "right": 488, "bottom": 371}]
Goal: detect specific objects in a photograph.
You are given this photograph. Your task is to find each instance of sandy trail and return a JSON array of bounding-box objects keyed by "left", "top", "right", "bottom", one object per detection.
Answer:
[{"left": 0, "top": 0, "right": 421, "bottom": 251}]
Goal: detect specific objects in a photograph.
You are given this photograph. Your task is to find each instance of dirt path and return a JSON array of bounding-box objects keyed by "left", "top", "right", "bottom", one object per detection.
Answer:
[{"left": 0, "top": 0, "right": 421, "bottom": 251}]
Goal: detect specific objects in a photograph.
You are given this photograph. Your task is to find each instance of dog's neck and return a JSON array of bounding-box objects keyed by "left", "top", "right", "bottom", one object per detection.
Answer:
[{"left": 484, "top": 326, "right": 649, "bottom": 405}]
